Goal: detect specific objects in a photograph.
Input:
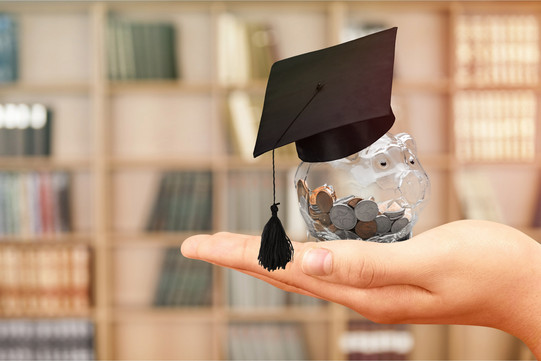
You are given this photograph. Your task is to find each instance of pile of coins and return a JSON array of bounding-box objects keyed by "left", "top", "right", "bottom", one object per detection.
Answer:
[{"left": 297, "top": 179, "right": 410, "bottom": 241}]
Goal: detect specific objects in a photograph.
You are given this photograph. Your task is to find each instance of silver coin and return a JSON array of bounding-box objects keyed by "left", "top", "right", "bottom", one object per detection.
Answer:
[
  {"left": 375, "top": 215, "right": 392, "bottom": 234},
  {"left": 354, "top": 200, "right": 378, "bottom": 222},
  {"left": 330, "top": 204, "right": 357, "bottom": 230},
  {"left": 384, "top": 208, "right": 405, "bottom": 221},
  {"left": 391, "top": 217, "right": 409, "bottom": 233}
]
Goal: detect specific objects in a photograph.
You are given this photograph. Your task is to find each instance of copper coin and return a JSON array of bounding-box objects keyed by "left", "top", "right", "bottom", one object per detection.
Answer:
[
  {"left": 355, "top": 220, "right": 377, "bottom": 239},
  {"left": 347, "top": 197, "right": 363, "bottom": 208},
  {"left": 309, "top": 185, "right": 335, "bottom": 205},
  {"left": 318, "top": 212, "right": 331, "bottom": 226},
  {"left": 316, "top": 190, "right": 334, "bottom": 213},
  {"left": 309, "top": 205, "right": 322, "bottom": 220}
]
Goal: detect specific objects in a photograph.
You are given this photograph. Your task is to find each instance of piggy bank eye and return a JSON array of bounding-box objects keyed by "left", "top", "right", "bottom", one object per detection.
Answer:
[
  {"left": 408, "top": 156, "right": 416, "bottom": 165},
  {"left": 376, "top": 156, "right": 390, "bottom": 169}
]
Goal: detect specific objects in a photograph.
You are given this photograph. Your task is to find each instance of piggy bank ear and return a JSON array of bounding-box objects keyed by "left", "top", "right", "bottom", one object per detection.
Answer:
[{"left": 396, "top": 133, "right": 417, "bottom": 154}]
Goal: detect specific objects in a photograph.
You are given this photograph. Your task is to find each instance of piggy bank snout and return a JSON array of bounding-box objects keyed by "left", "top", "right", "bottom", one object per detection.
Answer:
[{"left": 399, "top": 170, "right": 429, "bottom": 206}]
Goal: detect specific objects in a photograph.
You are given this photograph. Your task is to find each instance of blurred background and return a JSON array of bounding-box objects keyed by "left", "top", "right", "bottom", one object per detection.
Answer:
[{"left": 0, "top": 0, "right": 539, "bottom": 360}]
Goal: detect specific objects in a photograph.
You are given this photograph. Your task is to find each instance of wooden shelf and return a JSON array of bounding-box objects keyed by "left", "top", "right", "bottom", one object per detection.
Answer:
[
  {"left": 110, "top": 232, "right": 199, "bottom": 247},
  {"left": 0, "top": 232, "right": 94, "bottom": 245},
  {"left": 0, "top": 82, "right": 90, "bottom": 95},
  {"left": 226, "top": 305, "right": 331, "bottom": 322},
  {"left": 107, "top": 80, "right": 213, "bottom": 95},
  {"left": 108, "top": 156, "right": 215, "bottom": 170},
  {"left": 112, "top": 307, "right": 216, "bottom": 323},
  {"left": 0, "top": 157, "right": 92, "bottom": 171}
]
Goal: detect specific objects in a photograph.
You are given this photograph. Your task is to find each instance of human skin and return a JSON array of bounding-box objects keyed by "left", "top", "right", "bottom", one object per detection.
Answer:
[{"left": 181, "top": 219, "right": 541, "bottom": 358}]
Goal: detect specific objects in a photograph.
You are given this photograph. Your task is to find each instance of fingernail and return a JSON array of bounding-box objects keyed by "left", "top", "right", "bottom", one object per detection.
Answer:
[
  {"left": 302, "top": 248, "right": 332, "bottom": 276},
  {"left": 181, "top": 237, "right": 199, "bottom": 258}
]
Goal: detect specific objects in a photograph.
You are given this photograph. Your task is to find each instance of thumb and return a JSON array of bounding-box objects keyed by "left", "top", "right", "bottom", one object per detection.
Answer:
[{"left": 300, "top": 237, "right": 433, "bottom": 289}]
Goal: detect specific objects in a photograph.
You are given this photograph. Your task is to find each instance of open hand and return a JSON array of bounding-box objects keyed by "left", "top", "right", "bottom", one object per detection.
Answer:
[{"left": 181, "top": 219, "right": 541, "bottom": 357}]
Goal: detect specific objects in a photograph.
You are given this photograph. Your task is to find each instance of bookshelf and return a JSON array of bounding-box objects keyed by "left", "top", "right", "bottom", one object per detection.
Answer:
[{"left": 0, "top": 1, "right": 539, "bottom": 360}]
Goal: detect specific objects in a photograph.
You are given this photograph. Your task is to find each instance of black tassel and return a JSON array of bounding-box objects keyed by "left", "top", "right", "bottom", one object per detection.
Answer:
[{"left": 258, "top": 203, "right": 294, "bottom": 271}]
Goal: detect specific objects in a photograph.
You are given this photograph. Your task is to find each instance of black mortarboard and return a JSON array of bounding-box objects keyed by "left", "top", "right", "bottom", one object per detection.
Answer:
[{"left": 253, "top": 27, "right": 398, "bottom": 271}]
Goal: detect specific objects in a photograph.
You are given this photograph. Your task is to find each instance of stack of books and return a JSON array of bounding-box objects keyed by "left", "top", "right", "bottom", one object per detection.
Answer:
[
  {"left": 340, "top": 320, "right": 413, "bottom": 360},
  {"left": 228, "top": 323, "right": 307, "bottom": 360},
  {"left": 146, "top": 171, "right": 212, "bottom": 232},
  {"left": 455, "top": 14, "right": 539, "bottom": 86},
  {"left": 0, "top": 171, "right": 71, "bottom": 238},
  {"left": 0, "top": 103, "right": 52, "bottom": 157},
  {"left": 0, "top": 245, "right": 90, "bottom": 317},
  {"left": 217, "top": 13, "right": 276, "bottom": 85},
  {"left": 0, "top": 14, "right": 18, "bottom": 83},
  {"left": 106, "top": 17, "right": 178, "bottom": 80},
  {"left": 453, "top": 90, "right": 535, "bottom": 161},
  {"left": 0, "top": 319, "right": 94, "bottom": 360},
  {"left": 153, "top": 247, "right": 212, "bottom": 307}
]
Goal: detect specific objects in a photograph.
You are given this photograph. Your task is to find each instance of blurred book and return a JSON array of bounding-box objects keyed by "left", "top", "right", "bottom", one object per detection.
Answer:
[
  {"left": 0, "top": 319, "right": 94, "bottom": 360},
  {"left": 0, "top": 14, "right": 18, "bottom": 83},
  {"left": 107, "top": 16, "right": 178, "bottom": 81},
  {"left": 340, "top": 320, "right": 413, "bottom": 360},
  {"left": 218, "top": 13, "right": 277, "bottom": 85},
  {"left": 0, "top": 103, "right": 52, "bottom": 157},
  {"left": 153, "top": 247, "right": 212, "bottom": 307},
  {"left": 455, "top": 14, "right": 539, "bottom": 86},
  {"left": 146, "top": 171, "right": 212, "bottom": 232},
  {"left": 226, "top": 90, "right": 295, "bottom": 161},
  {"left": 0, "top": 245, "right": 90, "bottom": 317},
  {"left": 453, "top": 91, "right": 535, "bottom": 162},
  {"left": 228, "top": 323, "right": 307, "bottom": 360},
  {"left": 0, "top": 171, "right": 71, "bottom": 238}
]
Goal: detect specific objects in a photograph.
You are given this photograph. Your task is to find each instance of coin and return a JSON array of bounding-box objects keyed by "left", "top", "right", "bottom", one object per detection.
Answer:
[
  {"left": 329, "top": 204, "right": 357, "bottom": 230},
  {"left": 347, "top": 197, "right": 362, "bottom": 208},
  {"left": 316, "top": 190, "right": 334, "bottom": 213},
  {"left": 391, "top": 217, "right": 409, "bottom": 233},
  {"left": 375, "top": 215, "right": 392, "bottom": 234},
  {"left": 335, "top": 195, "right": 355, "bottom": 205},
  {"left": 354, "top": 200, "right": 378, "bottom": 222},
  {"left": 309, "top": 185, "right": 335, "bottom": 205},
  {"left": 296, "top": 179, "right": 309, "bottom": 201},
  {"left": 309, "top": 205, "right": 322, "bottom": 220},
  {"left": 355, "top": 220, "right": 377, "bottom": 239},
  {"left": 384, "top": 208, "right": 405, "bottom": 221},
  {"left": 318, "top": 212, "right": 332, "bottom": 226}
]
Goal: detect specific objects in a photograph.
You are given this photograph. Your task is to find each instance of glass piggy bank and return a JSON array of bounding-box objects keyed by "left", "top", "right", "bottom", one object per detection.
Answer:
[{"left": 294, "top": 133, "right": 430, "bottom": 242}]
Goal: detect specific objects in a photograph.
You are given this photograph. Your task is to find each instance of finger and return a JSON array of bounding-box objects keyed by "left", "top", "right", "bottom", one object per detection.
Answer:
[
  {"left": 181, "top": 233, "right": 435, "bottom": 315},
  {"left": 229, "top": 266, "right": 438, "bottom": 325},
  {"left": 299, "top": 234, "right": 438, "bottom": 289},
  {"left": 182, "top": 232, "right": 358, "bottom": 305}
]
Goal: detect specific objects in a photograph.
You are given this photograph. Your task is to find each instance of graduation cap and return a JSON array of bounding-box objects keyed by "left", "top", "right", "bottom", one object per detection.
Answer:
[{"left": 253, "top": 27, "right": 397, "bottom": 271}]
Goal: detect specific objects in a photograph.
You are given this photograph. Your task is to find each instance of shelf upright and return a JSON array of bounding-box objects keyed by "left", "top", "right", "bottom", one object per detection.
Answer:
[{"left": 90, "top": 2, "right": 112, "bottom": 360}]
